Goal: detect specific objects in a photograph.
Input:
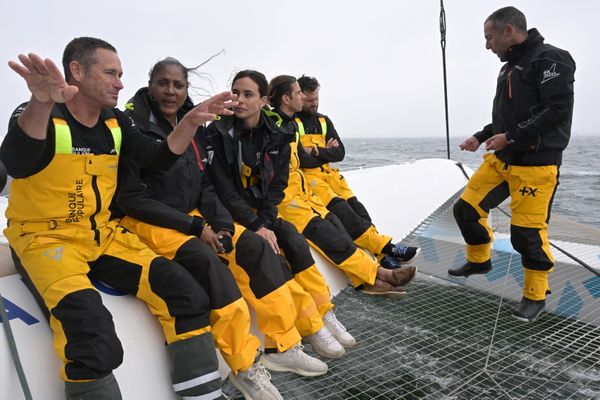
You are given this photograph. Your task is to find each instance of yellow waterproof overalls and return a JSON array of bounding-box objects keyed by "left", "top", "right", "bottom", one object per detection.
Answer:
[
  {"left": 455, "top": 153, "right": 558, "bottom": 300},
  {"left": 5, "top": 114, "right": 221, "bottom": 398},
  {"left": 296, "top": 118, "right": 391, "bottom": 257},
  {"left": 279, "top": 131, "right": 379, "bottom": 288}
]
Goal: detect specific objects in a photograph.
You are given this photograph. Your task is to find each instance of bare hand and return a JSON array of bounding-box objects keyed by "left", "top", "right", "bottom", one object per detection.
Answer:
[
  {"left": 484, "top": 133, "right": 508, "bottom": 151},
  {"left": 459, "top": 136, "right": 481, "bottom": 152},
  {"left": 326, "top": 138, "right": 339, "bottom": 148},
  {"left": 8, "top": 53, "right": 78, "bottom": 104},
  {"left": 303, "top": 146, "right": 314, "bottom": 155},
  {"left": 256, "top": 227, "right": 280, "bottom": 254},
  {"left": 200, "top": 226, "right": 225, "bottom": 253},
  {"left": 185, "top": 91, "right": 238, "bottom": 126}
]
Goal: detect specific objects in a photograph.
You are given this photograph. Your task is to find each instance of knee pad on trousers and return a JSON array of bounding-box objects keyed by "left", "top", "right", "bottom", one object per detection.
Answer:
[
  {"left": 510, "top": 225, "right": 554, "bottom": 271},
  {"left": 453, "top": 199, "right": 490, "bottom": 245},
  {"left": 65, "top": 373, "right": 122, "bottom": 400},
  {"left": 52, "top": 289, "right": 123, "bottom": 380},
  {"left": 148, "top": 257, "right": 212, "bottom": 335},
  {"left": 347, "top": 197, "right": 372, "bottom": 222},
  {"left": 327, "top": 197, "right": 371, "bottom": 240}
]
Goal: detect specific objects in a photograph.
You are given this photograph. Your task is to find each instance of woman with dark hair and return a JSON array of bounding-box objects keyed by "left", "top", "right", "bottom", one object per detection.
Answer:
[
  {"left": 205, "top": 69, "right": 366, "bottom": 365},
  {"left": 116, "top": 58, "right": 316, "bottom": 400}
]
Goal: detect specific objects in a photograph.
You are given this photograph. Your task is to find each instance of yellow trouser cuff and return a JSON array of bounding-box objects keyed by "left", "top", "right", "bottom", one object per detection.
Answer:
[
  {"left": 466, "top": 243, "right": 492, "bottom": 264},
  {"left": 523, "top": 269, "right": 549, "bottom": 301},
  {"left": 264, "top": 327, "right": 302, "bottom": 353},
  {"left": 222, "top": 335, "right": 261, "bottom": 374}
]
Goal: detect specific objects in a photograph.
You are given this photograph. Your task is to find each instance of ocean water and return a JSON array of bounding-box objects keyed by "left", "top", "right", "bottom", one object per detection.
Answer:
[{"left": 339, "top": 135, "right": 600, "bottom": 229}]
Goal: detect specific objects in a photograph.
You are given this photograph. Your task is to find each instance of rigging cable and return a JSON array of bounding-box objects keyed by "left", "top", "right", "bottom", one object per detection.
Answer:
[{"left": 440, "top": 0, "right": 451, "bottom": 159}]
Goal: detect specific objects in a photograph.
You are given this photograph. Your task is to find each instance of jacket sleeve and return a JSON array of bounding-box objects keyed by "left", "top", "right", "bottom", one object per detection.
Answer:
[
  {"left": 474, "top": 124, "right": 494, "bottom": 143},
  {"left": 317, "top": 116, "right": 345, "bottom": 162},
  {"left": 197, "top": 163, "right": 235, "bottom": 234},
  {"left": 117, "top": 157, "right": 206, "bottom": 236},
  {"left": 256, "top": 142, "right": 290, "bottom": 227},
  {"left": 299, "top": 116, "right": 345, "bottom": 167},
  {"left": 205, "top": 126, "right": 264, "bottom": 232},
  {"left": 506, "top": 50, "right": 576, "bottom": 144},
  {"left": 0, "top": 103, "right": 54, "bottom": 178},
  {"left": 296, "top": 139, "right": 315, "bottom": 168},
  {"left": 118, "top": 111, "right": 179, "bottom": 172}
]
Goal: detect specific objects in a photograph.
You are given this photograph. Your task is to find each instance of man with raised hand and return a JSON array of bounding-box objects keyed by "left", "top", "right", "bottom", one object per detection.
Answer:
[{"left": 1, "top": 37, "right": 236, "bottom": 399}]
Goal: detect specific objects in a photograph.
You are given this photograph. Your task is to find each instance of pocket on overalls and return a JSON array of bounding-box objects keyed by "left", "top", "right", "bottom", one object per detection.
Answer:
[{"left": 509, "top": 166, "right": 557, "bottom": 222}]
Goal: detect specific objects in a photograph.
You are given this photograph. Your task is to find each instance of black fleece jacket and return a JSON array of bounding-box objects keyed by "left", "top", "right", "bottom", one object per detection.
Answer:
[
  {"left": 116, "top": 87, "right": 234, "bottom": 236},
  {"left": 474, "top": 28, "right": 576, "bottom": 166},
  {"left": 204, "top": 110, "right": 294, "bottom": 231}
]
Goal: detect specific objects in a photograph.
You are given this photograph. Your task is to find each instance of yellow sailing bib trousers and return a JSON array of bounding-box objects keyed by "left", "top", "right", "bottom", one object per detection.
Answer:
[
  {"left": 454, "top": 153, "right": 558, "bottom": 300},
  {"left": 295, "top": 119, "right": 392, "bottom": 258},
  {"left": 5, "top": 116, "right": 220, "bottom": 394}
]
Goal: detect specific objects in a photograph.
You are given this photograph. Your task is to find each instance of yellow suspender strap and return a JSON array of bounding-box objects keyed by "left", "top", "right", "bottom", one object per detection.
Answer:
[
  {"left": 295, "top": 118, "right": 305, "bottom": 136},
  {"left": 295, "top": 117, "right": 327, "bottom": 137},
  {"left": 52, "top": 117, "right": 122, "bottom": 155},
  {"left": 52, "top": 118, "right": 72, "bottom": 154},
  {"left": 104, "top": 118, "right": 122, "bottom": 155},
  {"left": 318, "top": 117, "right": 327, "bottom": 136}
]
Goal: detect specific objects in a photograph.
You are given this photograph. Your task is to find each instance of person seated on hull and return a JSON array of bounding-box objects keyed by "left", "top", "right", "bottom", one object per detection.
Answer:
[
  {"left": 268, "top": 75, "right": 415, "bottom": 299},
  {"left": 295, "top": 75, "right": 420, "bottom": 269},
  {"left": 451, "top": 6, "right": 575, "bottom": 323},
  {"left": 1, "top": 37, "right": 238, "bottom": 400},
  {"left": 118, "top": 61, "right": 330, "bottom": 384},
  {"left": 204, "top": 70, "right": 358, "bottom": 362},
  {"left": 116, "top": 58, "right": 288, "bottom": 399}
]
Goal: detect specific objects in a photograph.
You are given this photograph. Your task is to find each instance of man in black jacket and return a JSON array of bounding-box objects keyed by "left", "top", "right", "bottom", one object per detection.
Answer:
[
  {"left": 1, "top": 38, "right": 236, "bottom": 399},
  {"left": 450, "top": 6, "right": 576, "bottom": 322}
]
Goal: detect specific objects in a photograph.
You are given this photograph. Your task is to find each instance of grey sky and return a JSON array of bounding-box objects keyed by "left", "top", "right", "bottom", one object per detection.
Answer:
[{"left": 1, "top": 0, "right": 597, "bottom": 138}]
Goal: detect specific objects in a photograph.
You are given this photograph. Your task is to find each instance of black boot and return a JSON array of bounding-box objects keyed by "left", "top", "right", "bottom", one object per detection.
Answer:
[
  {"left": 512, "top": 297, "right": 545, "bottom": 322},
  {"left": 65, "top": 373, "right": 122, "bottom": 400},
  {"left": 448, "top": 260, "right": 492, "bottom": 277}
]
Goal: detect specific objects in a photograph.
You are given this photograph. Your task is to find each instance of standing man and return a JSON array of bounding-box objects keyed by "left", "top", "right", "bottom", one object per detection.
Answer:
[
  {"left": 296, "top": 75, "right": 419, "bottom": 268},
  {"left": 450, "top": 7, "right": 575, "bottom": 322},
  {"left": 1, "top": 38, "right": 237, "bottom": 399}
]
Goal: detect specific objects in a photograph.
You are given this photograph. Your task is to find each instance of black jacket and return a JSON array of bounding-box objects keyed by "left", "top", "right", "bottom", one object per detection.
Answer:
[
  {"left": 474, "top": 28, "right": 576, "bottom": 166},
  {"left": 205, "top": 110, "right": 293, "bottom": 231},
  {"left": 116, "top": 87, "right": 234, "bottom": 236},
  {"left": 295, "top": 111, "right": 345, "bottom": 168}
]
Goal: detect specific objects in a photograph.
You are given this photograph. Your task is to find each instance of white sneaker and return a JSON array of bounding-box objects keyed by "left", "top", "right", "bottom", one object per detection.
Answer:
[
  {"left": 303, "top": 326, "right": 345, "bottom": 358},
  {"left": 323, "top": 311, "right": 356, "bottom": 348},
  {"left": 260, "top": 344, "right": 328, "bottom": 377},
  {"left": 229, "top": 363, "right": 282, "bottom": 400}
]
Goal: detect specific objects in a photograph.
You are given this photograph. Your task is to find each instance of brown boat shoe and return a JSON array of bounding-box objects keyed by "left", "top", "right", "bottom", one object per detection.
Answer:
[
  {"left": 389, "top": 266, "right": 417, "bottom": 286},
  {"left": 360, "top": 279, "right": 407, "bottom": 298}
]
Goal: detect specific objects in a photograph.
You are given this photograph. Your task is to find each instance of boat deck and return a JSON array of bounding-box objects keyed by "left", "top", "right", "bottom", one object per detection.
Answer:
[{"left": 226, "top": 192, "right": 600, "bottom": 399}]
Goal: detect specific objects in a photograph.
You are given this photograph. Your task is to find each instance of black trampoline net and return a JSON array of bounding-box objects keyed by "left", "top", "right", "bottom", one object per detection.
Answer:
[{"left": 225, "top": 186, "right": 600, "bottom": 399}]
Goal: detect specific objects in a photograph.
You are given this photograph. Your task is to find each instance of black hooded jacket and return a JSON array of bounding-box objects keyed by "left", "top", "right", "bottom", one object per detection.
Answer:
[
  {"left": 204, "top": 110, "right": 294, "bottom": 231},
  {"left": 474, "top": 28, "right": 576, "bottom": 166},
  {"left": 116, "top": 87, "right": 234, "bottom": 236}
]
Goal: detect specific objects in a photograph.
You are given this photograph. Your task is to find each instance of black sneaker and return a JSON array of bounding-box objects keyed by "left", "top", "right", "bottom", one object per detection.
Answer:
[
  {"left": 380, "top": 254, "right": 402, "bottom": 269},
  {"left": 391, "top": 243, "right": 420, "bottom": 262},
  {"left": 448, "top": 260, "right": 492, "bottom": 277},
  {"left": 512, "top": 297, "right": 545, "bottom": 322}
]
